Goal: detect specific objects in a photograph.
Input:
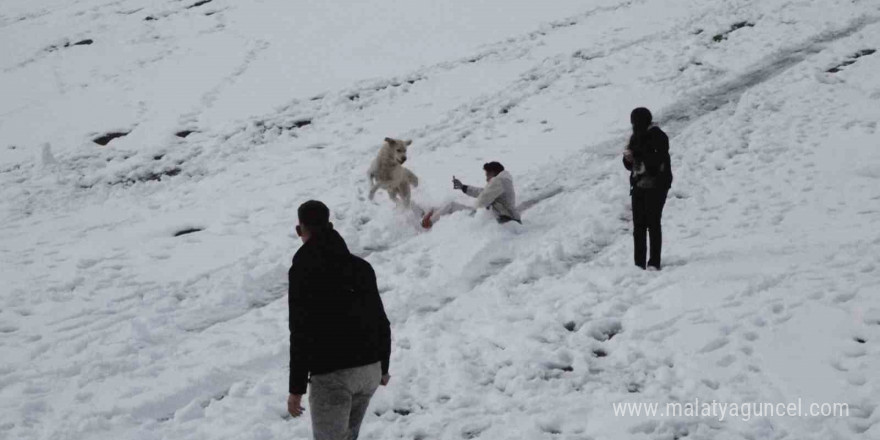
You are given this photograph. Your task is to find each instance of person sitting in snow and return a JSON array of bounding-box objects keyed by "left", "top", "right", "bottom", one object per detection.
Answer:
[{"left": 420, "top": 161, "right": 521, "bottom": 229}]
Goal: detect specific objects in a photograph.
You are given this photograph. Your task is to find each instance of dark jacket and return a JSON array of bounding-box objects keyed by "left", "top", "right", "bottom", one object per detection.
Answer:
[
  {"left": 623, "top": 126, "right": 673, "bottom": 190},
  {"left": 288, "top": 228, "right": 391, "bottom": 395}
]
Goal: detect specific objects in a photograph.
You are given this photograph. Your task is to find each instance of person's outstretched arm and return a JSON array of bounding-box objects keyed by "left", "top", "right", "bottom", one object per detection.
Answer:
[
  {"left": 463, "top": 185, "right": 482, "bottom": 198},
  {"left": 454, "top": 176, "right": 482, "bottom": 198}
]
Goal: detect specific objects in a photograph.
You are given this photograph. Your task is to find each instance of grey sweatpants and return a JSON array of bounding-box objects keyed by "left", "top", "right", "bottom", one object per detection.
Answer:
[
  {"left": 309, "top": 362, "right": 381, "bottom": 440},
  {"left": 428, "top": 201, "right": 474, "bottom": 222}
]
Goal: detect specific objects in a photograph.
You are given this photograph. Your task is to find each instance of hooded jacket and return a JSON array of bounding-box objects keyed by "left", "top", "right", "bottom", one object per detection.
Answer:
[
  {"left": 462, "top": 170, "right": 521, "bottom": 222},
  {"left": 288, "top": 228, "right": 391, "bottom": 395}
]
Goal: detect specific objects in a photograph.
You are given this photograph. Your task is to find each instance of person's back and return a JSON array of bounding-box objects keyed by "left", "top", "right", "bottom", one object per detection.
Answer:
[
  {"left": 288, "top": 200, "right": 391, "bottom": 440},
  {"left": 474, "top": 169, "right": 520, "bottom": 223},
  {"left": 290, "top": 229, "right": 389, "bottom": 377},
  {"left": 628, "top": 126, "right": 672, "bottom": 191}
]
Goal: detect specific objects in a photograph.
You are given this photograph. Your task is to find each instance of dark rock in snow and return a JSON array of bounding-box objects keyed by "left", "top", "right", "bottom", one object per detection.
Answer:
[
  {"left": 827, "top": 48, "right": 876, "bottom": 73},
  {"left": 174, "top": 227, "right": 203, "bottom": 237},
  {"left": 187, "top": 0, "right": 213, "bottom": 9},
  {"left": 713, "top": 21, "right": 754, "bottom": 42},
  {"left": 289, "top": 119, "right": 311, "bottom": 129},
  {"left": 93, "top": 131, "right": 130, "bottom": 146}
]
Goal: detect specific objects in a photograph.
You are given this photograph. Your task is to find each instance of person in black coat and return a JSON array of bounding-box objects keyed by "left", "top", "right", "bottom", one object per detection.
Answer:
[
  {"left": 623, "top": 108, "right": 673, "bottom": 270},
  {"left": 287, "top": 200, "right": 391, "bottom": 440}
]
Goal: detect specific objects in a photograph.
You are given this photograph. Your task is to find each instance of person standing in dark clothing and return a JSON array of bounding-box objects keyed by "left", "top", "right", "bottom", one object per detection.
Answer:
[
  {"left": 623, "top": 108, "right": 673, "bottom": 270},
  {"left": 287, "top": 200, "right": 392, "bottom": 440}
]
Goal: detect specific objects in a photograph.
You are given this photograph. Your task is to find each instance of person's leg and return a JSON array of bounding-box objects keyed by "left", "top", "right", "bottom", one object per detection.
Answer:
[
  {"left": 347, "top": 362, "right": 381, "bottom": 440},
  {"left": 433, "top": 202, "right": 473, "bottom": 218},
  {"left": 634, "top": 226, "right": 647, "bottom": 269},
  {"left": 422, "top": 202, "right": 474, "bottom": 228},
  {"left": 632, "top": 191, "right": 648, "bottom": 269},
  {"left": 647, "top": 189, "right": 668, "bottom": 269},
  {"left": 309, "top": 372, "right": 353, "bottom": 440}
]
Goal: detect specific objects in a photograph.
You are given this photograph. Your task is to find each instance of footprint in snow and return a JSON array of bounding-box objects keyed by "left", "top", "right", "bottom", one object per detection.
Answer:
[
  {"left": 716, "top": 355, "right": 736, "bottom": 367},
  {"left": 627, "top": 382, "right": 643, "bottom": 393},
  {"left": 830, "top": 359, "right": 848, "bottom": 372},
  {"left": 842, "top": 346, "right": 866, "bottom": 358},
  {"left": 833, "top": 292, "right": 856, "bottom": 303},
  {"left": 698, "top": 337, "right": 729, "bottom": 353},
  {"left": 0, "top": 325, "right": 19, "bottom": 334},
  {"left": 847, "top": 404, "right": 876, "bottom": 434},
  {"left": 536, "top": 417, "right": 563, "bottom": 435},
  {"left": 847, "top": 373, "right": 867, "bottom": 386},
  {"left": 461, "top": 423, "right": 489, "bottom": 439},
  {"left": 772, "top": 313, "right": 793, "bottom": 324},
  {"left": 588, "top": 319, "right": 622, "bottom": 342},
  {"left": 700, "top": 379, "right": 720, "bottom": 391}
]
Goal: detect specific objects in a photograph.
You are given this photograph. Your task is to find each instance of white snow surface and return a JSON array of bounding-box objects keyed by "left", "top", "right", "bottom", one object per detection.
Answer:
[{"left": 2, "top": 0, "right": 880, "bottom": 439}]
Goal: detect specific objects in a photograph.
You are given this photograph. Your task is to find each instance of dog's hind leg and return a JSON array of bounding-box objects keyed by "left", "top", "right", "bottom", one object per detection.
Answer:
[
  {"left": 398, "top": 184, "right": 412, "bottom": 206},
  {"left": 386, "top": 187, "right": 400, "bottom": 203},
  {"left": 368, "top": 183, "right": 380, "bottom": 201}
]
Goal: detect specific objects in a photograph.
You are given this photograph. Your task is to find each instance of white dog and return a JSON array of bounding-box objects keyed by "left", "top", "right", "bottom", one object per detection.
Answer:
[{"left": 368, "top": 137, "right": 419, "bottom": 206}]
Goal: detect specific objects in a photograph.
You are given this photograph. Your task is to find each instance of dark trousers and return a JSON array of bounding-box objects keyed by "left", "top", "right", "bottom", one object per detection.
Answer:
[{"left": 632, "top": 188, "right": 668, "bottom": 269}]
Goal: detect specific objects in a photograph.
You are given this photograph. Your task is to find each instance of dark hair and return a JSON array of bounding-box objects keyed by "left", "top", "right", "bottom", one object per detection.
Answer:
[
  {"left": 628, "top": 107, "right": 653, "bottom": 151},
  {"left": 630, "top": 107, "right": 652, "bottom": 132},
  {"left": 483, "top": 161, "right": 505, "bottom": 175},
  {"left": 298, "top": 200, "right": 330, "bottom": 228}
]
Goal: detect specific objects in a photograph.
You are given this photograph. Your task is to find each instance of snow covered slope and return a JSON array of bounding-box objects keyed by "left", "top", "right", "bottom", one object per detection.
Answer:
[{"left": 2, "top": 0, "right": 880, "bottom": 439}]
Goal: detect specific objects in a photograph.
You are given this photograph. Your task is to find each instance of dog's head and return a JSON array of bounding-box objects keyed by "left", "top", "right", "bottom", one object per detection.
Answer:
[{"left": 383, "top": 137, "right": 412, "bottom": 164}]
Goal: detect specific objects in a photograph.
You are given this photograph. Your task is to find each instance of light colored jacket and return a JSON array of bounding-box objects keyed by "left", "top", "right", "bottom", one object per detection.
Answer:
[{"left": 464, "top": 170, "right": 521, "bottom": 222}]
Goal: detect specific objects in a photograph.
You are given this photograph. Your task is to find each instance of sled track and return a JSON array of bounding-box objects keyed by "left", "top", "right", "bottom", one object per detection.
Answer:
[
  {"left": 524, "top": 14, "right": 880, "bottom": 206},
  {"left": 661, "top": 14, "right": 880, "bottom": 132}
]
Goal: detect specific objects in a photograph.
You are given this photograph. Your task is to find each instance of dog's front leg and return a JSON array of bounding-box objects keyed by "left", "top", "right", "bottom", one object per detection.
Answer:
[{"left": 406, "top": 169, "right": 419, "bottom": 187}]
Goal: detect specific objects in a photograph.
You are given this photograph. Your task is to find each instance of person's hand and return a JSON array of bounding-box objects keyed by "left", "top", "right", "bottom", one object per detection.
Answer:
[
  {"left": 452, "top": 176, "right": 463, "bottom": 190},
  {"left": 380, "top": 374, "right": 391, "bottom": 386},
  {"left": 623, "top": 149, "right": 634, "bottom": 162},
  {"left": 288, "top": 394, "right": 305, "bottom": 418}
]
